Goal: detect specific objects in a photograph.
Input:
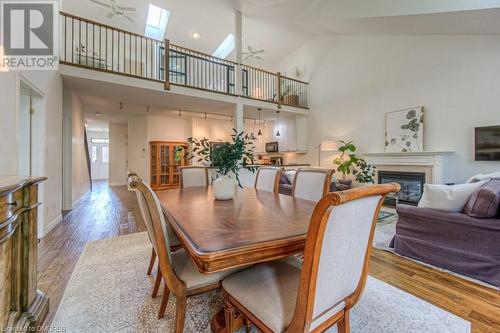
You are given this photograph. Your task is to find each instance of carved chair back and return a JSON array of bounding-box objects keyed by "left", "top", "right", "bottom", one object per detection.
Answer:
[
  {"left": 179, "top": 166, "right": 209, "bottom": 187},
  {"left": 292, "top": 168, "right": 334, "bottom": 202},
  {"left": 255, "top": 167, "right": 283, "bottom": 193},
  {"left": 286, "top": 183, "right": 400, "bottom": 332}
]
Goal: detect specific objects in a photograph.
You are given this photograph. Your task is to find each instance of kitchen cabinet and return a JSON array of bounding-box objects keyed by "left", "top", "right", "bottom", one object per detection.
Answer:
[{"left": 296, "top": 117, "right": 308, "bottom": 152}]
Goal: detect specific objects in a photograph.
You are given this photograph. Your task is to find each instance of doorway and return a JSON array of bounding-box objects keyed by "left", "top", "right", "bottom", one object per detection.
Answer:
[
  {"left": 86, "top": 121, "right": 110, "bottom": 181},
  {"left": 90, "top": 139, "right": 109, "bottom": 180},
  {"left": 18, "top": 76, "right": 45, "bottom": 234}
]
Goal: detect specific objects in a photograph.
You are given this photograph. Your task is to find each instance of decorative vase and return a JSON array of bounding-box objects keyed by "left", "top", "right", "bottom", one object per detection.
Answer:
[{"left": 212, "top": 174, "right": 235, "bottom": 200}]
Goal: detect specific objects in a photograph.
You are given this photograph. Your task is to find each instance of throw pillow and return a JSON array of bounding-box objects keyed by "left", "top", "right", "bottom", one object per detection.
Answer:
[
  {"left": 279, "top": 173, "right": 291, "bottom": 185},
  {"left": 418, "top": 182, "right": 486, "bottom": 213},
  {"left": 467, "top": 172, "right": 500, "bottom": 183},
  {"left": 331, "top": 179, "right": 352, "bottom": 192},
  {"left": 463, "top": 178, "right": 500, "bottom": 218}
]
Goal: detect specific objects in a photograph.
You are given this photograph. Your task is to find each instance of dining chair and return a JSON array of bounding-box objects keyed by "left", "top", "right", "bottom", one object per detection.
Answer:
[
  {"left": 222, "top": 183, "right": 400, "bottom": 333},
  {"left": 129, "top": 177, "right": 244, "bottom": 331},
  {"left": 179, "top": 166, "right": 209, "bottom": 187},
  {"left": 128, "top": 171, "right": 181, "bottom": 299},
  {"left": 255, "top": 167, "right": 283, "bottom": 193},
  {"left": 292, "top": 168, "right": 335, "bottom": 202}
]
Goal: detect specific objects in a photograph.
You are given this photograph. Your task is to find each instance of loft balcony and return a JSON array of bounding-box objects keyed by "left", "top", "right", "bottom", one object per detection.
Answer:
[{"left": 59, "top": 12, "right": 309, "bottom": 110}]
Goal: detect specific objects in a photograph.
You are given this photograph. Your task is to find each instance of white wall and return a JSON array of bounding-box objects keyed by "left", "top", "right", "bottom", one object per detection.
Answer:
[
  {"left": 71, "top": 92, "right": 91, "bottom": 204},
  {"left": 127, "top": 115, "right": 190, "bottom": 183},
  {"left": 127, "top": 115, "right": 148, "bottom": 182},
  {"left": 147, "top": 115, "right": 189, "bottom": 142},
  {"left": 278, "top": 34, "right": 500, "bottom": 183},
  {"left": 109, "top": 123, "right": 128, "bottom": 186},
  {"left": 0, "top": 72, "right": 19, "bottom": 174},
  {"left": 0, "top": 71, "right": 63, "bottom": 237}
]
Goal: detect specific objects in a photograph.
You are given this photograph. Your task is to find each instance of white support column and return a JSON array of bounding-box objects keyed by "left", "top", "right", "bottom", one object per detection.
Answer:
[
  {"left": 233, "top": 102, "right": 244, "bottom": 133},
  {"left": 234, "top": 10, "right": 243, "bottom": 96}
]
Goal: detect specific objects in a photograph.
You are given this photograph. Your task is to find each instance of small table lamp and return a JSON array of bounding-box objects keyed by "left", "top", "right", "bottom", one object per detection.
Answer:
[{"left": 313, "top": 140, "right": 338, "bottom": 167}]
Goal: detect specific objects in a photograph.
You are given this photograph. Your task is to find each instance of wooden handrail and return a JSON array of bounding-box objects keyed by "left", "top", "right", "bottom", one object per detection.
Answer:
[
  {"left": 60, "top": 11, "right": 163, "bottom": 43},
  {"left": 59, "top": 11, "right": 310, "bottom": 109},
  {"left": 170, "top": 43, "right": 238, "bottom": 66}
]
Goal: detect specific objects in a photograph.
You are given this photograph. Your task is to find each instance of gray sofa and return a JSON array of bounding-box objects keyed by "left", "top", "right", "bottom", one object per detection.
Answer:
[{"left": 391, "top": 204, "right": 500, "bottom": 287}]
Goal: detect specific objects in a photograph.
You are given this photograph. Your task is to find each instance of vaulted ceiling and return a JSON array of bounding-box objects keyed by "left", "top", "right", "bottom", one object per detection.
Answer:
[{"left": 61, "top": 0, "right": 500, "bottom": 71}]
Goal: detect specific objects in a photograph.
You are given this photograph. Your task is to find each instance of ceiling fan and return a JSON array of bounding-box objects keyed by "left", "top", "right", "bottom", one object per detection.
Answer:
[
  {"left": 90, "top": 0, "right": 136, "bottom": 23},
  {"left": 243, "top": 46, "right": 265, "bottom": 61}
]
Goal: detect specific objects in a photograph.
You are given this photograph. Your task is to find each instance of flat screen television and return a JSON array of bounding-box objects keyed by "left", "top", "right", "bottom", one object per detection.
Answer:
[{"left": 475, "top": 126, "right": 500, "bottom": 161}]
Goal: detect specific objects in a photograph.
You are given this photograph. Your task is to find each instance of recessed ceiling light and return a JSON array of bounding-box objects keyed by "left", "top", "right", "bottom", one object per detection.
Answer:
[{"left": 192, "top": 32, "right": 201, "bottom": 39}]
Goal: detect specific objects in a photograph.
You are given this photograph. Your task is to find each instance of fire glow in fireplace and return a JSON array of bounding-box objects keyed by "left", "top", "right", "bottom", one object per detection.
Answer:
[{"left": 378, "top": 171, "right": 425, "bottom": 206}]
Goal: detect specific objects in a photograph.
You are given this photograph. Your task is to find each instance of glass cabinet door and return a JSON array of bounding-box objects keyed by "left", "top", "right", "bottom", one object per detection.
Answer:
[
  {"left": 150, "top": 144, "right": 157, "bottom": 185},
  {"left": 160, "top": 144, "right": 170, "bottom": 186}
]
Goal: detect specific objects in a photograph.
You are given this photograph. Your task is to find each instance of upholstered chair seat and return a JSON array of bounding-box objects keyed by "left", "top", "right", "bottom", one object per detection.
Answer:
[
  {"left": 222, "top": 256, "right": 304, "bottom": 332},
  {"left": 171, "top": 249, "right": 242, "bottom": 290},
  {"left": 129, "top": 176, "right": 249, "bottom": 332},
  {"left": 222, "top": 183, "right": 400, "bottom": 333}
]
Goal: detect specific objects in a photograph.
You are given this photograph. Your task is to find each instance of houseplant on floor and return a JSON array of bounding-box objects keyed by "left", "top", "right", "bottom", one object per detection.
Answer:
[
  {"left": 333, "top": 140, "right": 376, "bottom": 184},
  {"left": 181, "top": 130, "right": 257, "bottom": 200}
]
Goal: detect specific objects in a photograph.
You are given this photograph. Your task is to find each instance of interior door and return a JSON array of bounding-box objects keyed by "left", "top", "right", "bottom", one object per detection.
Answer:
[{"left": 90, "top": 142, "right": 109, "bottom": 180}]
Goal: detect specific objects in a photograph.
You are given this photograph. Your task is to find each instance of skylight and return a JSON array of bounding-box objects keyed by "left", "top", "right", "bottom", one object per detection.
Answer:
[
  {"left": 212, "top": 34, "right": 235, "bottom": 59},
  {"left": 145, "top": 4, "right": 170, "bottom": 40}
]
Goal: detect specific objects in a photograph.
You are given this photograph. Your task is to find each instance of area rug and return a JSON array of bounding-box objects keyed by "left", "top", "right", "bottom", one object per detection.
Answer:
[{"left": 51, "top": 232, "right": 470, "bottom": 333}]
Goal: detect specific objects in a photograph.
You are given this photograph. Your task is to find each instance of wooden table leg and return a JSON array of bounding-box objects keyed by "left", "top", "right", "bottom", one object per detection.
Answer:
[{"left": 211, "top": 309, "right": 244, "bottom": 333}]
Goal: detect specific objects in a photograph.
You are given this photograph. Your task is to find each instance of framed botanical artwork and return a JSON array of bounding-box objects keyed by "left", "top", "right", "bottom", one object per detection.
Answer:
[{"left": 385, "top": 107, "right": 424, "bottom": 152}]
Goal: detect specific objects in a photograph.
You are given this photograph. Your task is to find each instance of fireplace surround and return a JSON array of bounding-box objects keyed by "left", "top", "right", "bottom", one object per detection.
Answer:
[{"left": 379, "top": 171, "right": 425, "bottom": 205}]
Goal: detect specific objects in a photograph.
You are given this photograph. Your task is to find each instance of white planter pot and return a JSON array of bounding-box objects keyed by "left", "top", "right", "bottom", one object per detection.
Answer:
[{"left": 212, "top": 174, "right": 235, "bottom": 200}]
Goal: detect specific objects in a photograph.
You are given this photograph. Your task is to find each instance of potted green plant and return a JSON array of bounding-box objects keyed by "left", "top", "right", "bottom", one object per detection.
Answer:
[
  {"left": 333, "top": 141, "right": 376, "bottom": 184},
  {"left": 181, "top": 130, "right": 257, "bottom": 200}
]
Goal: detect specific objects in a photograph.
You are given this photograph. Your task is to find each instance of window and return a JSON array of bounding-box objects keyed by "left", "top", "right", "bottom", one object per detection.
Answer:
[
  {"left": 91, "top": 146, "right": 97, "bottom": 163},
  {"left": 145, "top": 4, "right": 170, "bottom": 40},
  {"left": 212, "top": 34, "right": 234, "bottom": 59},
  {"left": 102, "top": 146, "right": 109, "bottom": 163},
  {"left": 91, "top": 138, "right": 109, "bottom": 144}
]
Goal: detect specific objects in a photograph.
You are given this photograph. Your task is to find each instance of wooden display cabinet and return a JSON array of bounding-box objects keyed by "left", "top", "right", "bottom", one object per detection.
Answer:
[{"left": 150, "top": 141, "right": 188, "bottom": 190}]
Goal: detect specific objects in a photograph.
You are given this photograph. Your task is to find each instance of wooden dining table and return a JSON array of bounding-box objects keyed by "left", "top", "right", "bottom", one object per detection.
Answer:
[{"left": 156, "top": 186, "right": 317, "bottom": 332}]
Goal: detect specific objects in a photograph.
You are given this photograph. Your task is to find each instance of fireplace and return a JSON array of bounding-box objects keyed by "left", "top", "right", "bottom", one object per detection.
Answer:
[{"left": 378, "top": 171, "right": 425, "bottom": 206}]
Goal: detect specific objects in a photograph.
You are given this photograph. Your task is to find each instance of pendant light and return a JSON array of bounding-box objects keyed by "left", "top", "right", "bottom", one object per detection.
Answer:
[
  {"left": 257, "top": 108, "right": 262, "bottom": 136},
  {"left": 275, "top": 110, "right": 281, "bottom": 137}
]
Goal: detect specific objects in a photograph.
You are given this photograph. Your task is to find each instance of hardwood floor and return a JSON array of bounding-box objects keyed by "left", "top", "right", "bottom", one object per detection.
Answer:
[{"left": 38, "top": 181, "right": 500, "bottom": 332}]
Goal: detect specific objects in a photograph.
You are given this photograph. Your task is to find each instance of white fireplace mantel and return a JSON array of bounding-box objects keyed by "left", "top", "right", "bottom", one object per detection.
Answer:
[{"left": 362, "top": 151, "right": 454, "bottom": 184}]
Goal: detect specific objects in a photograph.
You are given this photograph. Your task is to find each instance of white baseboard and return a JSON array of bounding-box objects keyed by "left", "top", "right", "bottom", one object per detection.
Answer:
[
  {"left": 72, "top": 190, "right": 89, "bottom": 208},
  {"left": 41, "top": 213, "right": 62, "bottom": 238}
]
